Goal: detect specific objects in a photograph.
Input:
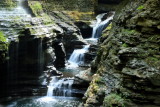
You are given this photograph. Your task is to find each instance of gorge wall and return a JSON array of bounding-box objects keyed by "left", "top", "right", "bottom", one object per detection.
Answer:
[
  {"left": 83, "top": 0, "right": 160, "bottom": 107},
  {"left": 0, "top": 0, "right": 87, "bottom": 98},
  {"left": 41, "top": 0, "right": 95, "bottom": 12},
  {"left": 0, "top": 0, "right": 160, "bottom": 107}
]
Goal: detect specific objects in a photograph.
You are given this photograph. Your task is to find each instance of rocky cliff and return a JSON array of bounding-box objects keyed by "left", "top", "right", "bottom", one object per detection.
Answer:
[
  {"left": 0, "top": 0, "right": 87, "bottom": 98},
  {"left": 83, "top": 0, "right": 160, "bottom": 106}
]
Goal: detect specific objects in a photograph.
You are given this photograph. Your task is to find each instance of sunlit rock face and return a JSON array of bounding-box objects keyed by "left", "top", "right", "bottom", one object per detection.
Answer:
[
  {"left": 0, "top": 0, "right": 66, "bottom": 98},
  {"left": 83, "top": 0, "right": 160, "bottom": 107},
  {"left": 36, "top": 0, "right": 95, "bottom": 12},
  {"left": 0, "top": 0, "right": 89, "bottom": 98}
]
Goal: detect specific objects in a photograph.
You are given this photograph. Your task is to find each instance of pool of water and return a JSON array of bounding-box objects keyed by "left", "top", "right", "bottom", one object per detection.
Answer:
[
  {"left": 58, "top": 67, "right": 87, "bottom": 78},
  {"left": 2, "top": 96, "right": 81, "bottom": 107}
]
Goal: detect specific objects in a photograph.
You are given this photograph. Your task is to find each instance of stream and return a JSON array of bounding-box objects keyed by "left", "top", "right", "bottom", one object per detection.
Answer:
[{"left": 0, "top": 0, "right": 114, "bottom": 106}]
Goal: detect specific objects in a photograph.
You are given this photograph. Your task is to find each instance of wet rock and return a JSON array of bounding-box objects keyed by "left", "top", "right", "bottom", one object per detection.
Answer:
[
  {"left": 83, "top": 0, "right": 160, "bottom": 106},
  {"left": 49, "top": 11, "right": 87, "bottom": 57},
  {"left": 75, "top": 21, "right": 92, "bottom": 38},
  {"left": 45, "top": 66, "right": 63, "bottom": 77},
  {"left": 73, "top": 69, "right": 93, "bottom": 88},
  {"left": 53, "top": 38, "right": 66, "bottom": 68}
]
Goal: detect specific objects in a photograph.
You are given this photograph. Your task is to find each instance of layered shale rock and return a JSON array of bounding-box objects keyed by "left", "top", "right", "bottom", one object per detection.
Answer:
[
  {"left": 83, "top": 0, "right": 160, "bottom": 106},
  {"left": 0, "top": 0, "right": 89, "bottom": 98}
]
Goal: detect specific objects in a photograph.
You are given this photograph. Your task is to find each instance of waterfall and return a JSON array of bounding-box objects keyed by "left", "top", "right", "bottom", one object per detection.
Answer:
[
  {"left": 92, "top": 13, "right": 114, "bottom": 38},
  {"left": 38, "top": 39, "right": 44, "bottom": 73},
  {"left": 68, "top": 45, "right": 90, "bottom": 67},
  {"left": 0, "top": 0, "right": 31, "bottom": 21},
  {"left": 47, "top": 77, "right": 74, "bottom": 97}
]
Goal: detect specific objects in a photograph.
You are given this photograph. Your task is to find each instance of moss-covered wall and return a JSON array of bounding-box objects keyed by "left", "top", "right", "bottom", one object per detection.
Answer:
[
  {"left": 28, "top": 0, "right": 96, "bottom": 21},
  {"left": 0, "top": 0, "right": 16, "bottom": 8},
  {"left": 40, "top": 0, "right": 96, "bottom": 12},
  {"left": 0, "top": 31, "right": 8, "bottom": 97},
  {"left": 0, "top": 31, "right": 8, "bottom": 64},
  {"left": 83, "top": 0, "right": 160, "bottom": 106}
]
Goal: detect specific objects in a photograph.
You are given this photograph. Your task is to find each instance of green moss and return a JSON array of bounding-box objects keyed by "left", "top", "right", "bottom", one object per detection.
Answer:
[
  {"left": 29, "top": 1, "right": 43, "bottom": 16},
  {"left": 41, "top": 14, "right": 54, "bottom": 25},
  {"left": 30, "top": 29, "right": 37, "bottom": 35},
  {"left": 122, "top": 43, "right": 128, "bottom": 47},
  {"left": 122, "top": 29, "right": 137, "bottom": 35},
  {"left": 92, "top": 83, "right": 99, "bottom": 93},
  {"left": 0, "top": 31, "right": 8, "bottom": 61},
  {"left": 148, "top": 35, "right": 160, "bottom": 42},
  {"left": 102, "top": 23, "right": 112, "bottom": 37},
  {"left": 106, "top": 23, "right": 112, "bottom": 31},
  {"left": 145, "top": 56, "right": 160, "bottom": 69},
  {"left": 0, "top": 31, "right": 7, "bottom": 42},
  {"left": 137, "top": 5, "right": 144, "bottom": 10},
  {"left": 103, "top": 94, "right": 125, "bottom": 107},
  {"left": 1, "top": 0, "right": 17, "bottom": 8},
  {"left": 94, "top": 75, "right": 105, "bottom": 84}
]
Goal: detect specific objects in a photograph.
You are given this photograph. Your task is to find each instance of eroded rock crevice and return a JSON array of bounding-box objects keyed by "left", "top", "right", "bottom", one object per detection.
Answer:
[{"left": 83, "top": 0, "right": 160, "bottom": 107}]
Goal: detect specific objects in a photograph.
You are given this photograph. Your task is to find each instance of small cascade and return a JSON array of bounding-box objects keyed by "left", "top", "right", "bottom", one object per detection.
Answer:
[
  {"left": 68, "top": 45, "right": 90, "bottom": 67},
  {"left": 47, "top": 77, "right": 74, "bottom": 97},
  {"left": 92, "top": 13, "right": 114, "bottom": 38},
  {"left": 0, "top": 0, "right": 31, "bottom": 21}
]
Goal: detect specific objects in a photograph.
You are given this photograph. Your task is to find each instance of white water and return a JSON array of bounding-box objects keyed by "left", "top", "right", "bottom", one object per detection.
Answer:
[
  {"left": 47, "top": 12, "right": 115, "bottom": 100},
  {"left": 0, "top": 0, "right": 31, "bottom": 21},
  {"left": 47, "top": 77, "right": 74, "bottom": 97},
  {"left": 68, "top": 45, "right": 90, "bottom": 67},
  {"left": 92, "top": 13, "right": 114, "bottom": 38}
]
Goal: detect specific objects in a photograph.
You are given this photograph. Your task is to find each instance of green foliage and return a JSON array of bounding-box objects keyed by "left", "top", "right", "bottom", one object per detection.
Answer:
[
  {"left": 94, "top": 75, "right": 105, "bottom": 84},
  {"left": 137, "top": 5, "right": 144, "bottom": 10},
  {"left": 122, "top": 29, "right": 136, "bottom": 35},
  {"left": 29, "top": 1, "right": 43, "bottom": 16},
  {"left": 1, "top": 0, "right": 17, "bottom": 9},
  {"left": 0, "top": 31, "right": 6, "bottom": 42},
  {"left": 0, "top": 31, "right": 8, "bottom": 53},
  {"left": 103, "top": 94, "right": 125, "bottom": 107},
  {"left": 122, "top": 43, "right": 128, "bottom": 47},
  {"left": 105, "top": 23, "right": 112, "bottom": 31},
  {"left": 102, "top": 23, "right": 112, "bottom": 37}
]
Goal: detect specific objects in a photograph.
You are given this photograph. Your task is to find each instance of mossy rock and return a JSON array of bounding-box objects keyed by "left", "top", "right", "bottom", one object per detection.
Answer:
[
  {"left": 0, "top": 31, "right": 8, "bottom": 63},
  {"left": 0, "top": 31, "right": 7, "bottom": 42},
  {"left": 137, "top": 5, "right": 144, "bottom": 10},
  {"left": 145, "top": 56, "right": 160, "bottom": 70},
  {"left": 103, "top": 94, "right": 125, "bottom": 107},
  {"left": 28, "top": 1, "right": 43, "bottom": 16},
  {"left": 0, "top": 0, "right": 17, "bottom": 8}
]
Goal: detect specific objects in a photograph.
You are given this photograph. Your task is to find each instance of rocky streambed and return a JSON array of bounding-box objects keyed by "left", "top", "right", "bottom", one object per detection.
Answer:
[{"left": 0, "top": 0, "right": 160, "bottom": 107}]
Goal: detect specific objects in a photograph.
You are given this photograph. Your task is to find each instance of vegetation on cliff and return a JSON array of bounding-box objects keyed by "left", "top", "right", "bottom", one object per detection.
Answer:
[
  {"left": 0, "top": 31, "right": 8, "bottom": 63},
  {"left": 83, "top": 0, "right": 160, "bottom": 106},
  {"left": 0, "top": 0, "right": 159, "bottom": 107}
]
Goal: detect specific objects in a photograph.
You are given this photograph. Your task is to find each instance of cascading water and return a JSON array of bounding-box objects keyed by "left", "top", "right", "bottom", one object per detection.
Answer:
[
  {"left": 68, "top": 45, "right": 90, "bottom": 67},
  {"left": 67, "top": 13, "right": 115, "bottom": 68},
  {"left": 1, "top": 9, "right": 115, "bottom": 106},
  {"left": 0, "top": 0, "right": 32, "bottom": 40},
  {"left": 91, "top": 12, "right": 114, "bottom": 38},
  {"left": 0, "top": 1, "right": 84, "bottom": 107},
  {"left": 0, "top": 0, "right": 31, "bottom": 21},
  {"left": 47, "top": 77, "right": 74, "bottom": 97}
]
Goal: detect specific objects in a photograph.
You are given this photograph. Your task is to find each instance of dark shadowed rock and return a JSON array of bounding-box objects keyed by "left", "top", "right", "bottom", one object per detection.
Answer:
[
  {"left": 83, "top": 0, "right": 160, "bottom": 107},
  {"left": 75, "top": 21, "right": 92, "bottom": 38}
]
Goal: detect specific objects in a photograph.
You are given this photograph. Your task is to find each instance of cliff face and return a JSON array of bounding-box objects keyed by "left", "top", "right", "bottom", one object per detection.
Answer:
[
  {"left": 96, "top": 0, "right": 128, "bottom": 13},
  {"left": 83, "top": 0, "right": 160, "bottom": 106},
  {"left": 0, "top": 32, "right": 8, "bottom": 97},
  {"left": 41, "top": 0, "right": 95, "bottom": 12},
  {"left": 0, "top": 0, "right": 87, "bottom": 98}
]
